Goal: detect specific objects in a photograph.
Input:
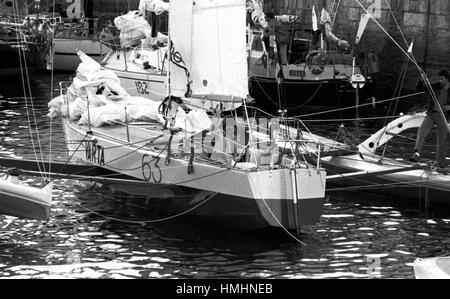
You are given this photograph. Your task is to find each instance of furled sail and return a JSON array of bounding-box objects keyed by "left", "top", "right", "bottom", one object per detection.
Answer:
[
  {"left": 169, "top": 0, "right": 248, "bottom": 104},
  {"left": 139, "top": 0, "right": 169, "bottom": 15}
]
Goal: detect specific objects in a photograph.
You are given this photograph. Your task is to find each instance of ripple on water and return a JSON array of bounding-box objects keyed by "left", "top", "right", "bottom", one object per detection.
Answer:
[{"left": 1, "top": 72, "right": 450, "bottom": 279}]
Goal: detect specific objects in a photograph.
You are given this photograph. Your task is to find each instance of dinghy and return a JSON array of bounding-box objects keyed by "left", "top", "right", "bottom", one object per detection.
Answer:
[{"left": 0, "top": 169, "right": 52, "bottom": 221}]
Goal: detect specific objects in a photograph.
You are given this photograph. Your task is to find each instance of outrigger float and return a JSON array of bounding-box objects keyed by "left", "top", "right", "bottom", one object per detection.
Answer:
[
  {"left": 300, "top": 112, "right": 450, "bottom": 206},
  {"left": 0, "top": 169, "right": 52, "bottom": 221}
]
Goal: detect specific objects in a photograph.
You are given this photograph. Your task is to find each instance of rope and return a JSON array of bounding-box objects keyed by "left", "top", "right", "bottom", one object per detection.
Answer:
[
  {"left": 48, "top": 0, "right": 56, "bottom": 181},
  {"left": 378, "top": 57, "right": 410, "bottom": 159},
  {"left": 291, "top": 92, "right": 425, "bottom": 118},
  {"left": 75, "top": 192, "right": 219, "bottom": 224},
  {"left": 353, "top": 0, "right": 450, "bottom": 134},
  {"left": 260, "top": 197, "right": 306, "bottom": 245},
  {"left": 12, "top": 1, "right": 46, "bottom": 181}
]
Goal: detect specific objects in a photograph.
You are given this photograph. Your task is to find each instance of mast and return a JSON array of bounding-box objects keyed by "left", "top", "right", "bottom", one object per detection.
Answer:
[{"left": 423, "top": 0, "right": 431, "bottom": 71}]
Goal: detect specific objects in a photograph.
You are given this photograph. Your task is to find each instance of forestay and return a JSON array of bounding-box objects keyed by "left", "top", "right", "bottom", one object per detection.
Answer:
[{"left": 169, "top": 0, "right": 248, "bottom": 104}]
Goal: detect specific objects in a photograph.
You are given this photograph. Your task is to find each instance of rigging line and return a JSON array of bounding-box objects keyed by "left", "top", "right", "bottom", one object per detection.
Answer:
[
  {"left": 285, "top": 82, "right": 325, "bottom": 111},
  {"left": 48, "top": 135, "right": 89, "bottom": 184},
  {"left": 243, "top": 99, "right": 259, "bottom": 166},
  {"left": 260, "top": 197, "right": 306, "bottom": 245},
  {"left": 12, "top": 0, "right": 45, "bottom": 180},
  {"left": 272, "top": 1, "right": 285, "bottom": 111},
  {"left": 211, "top": 0, "right": 224, "bottom": 98},
  {"left": 324, "top": 166, "right": 430, "bottom": 188},
  {"left": 76, "top": 192, "right": 219, "bottom": 224},
  {"left": 379, "top": 58, "right": 410, "bottom": 159},
  {"left": 287, "top": 0, "right": 299, "bottom": 64},
  {"left": 352, "top": 0, "right": 450, "bottom": 133},
  {"left": 327, "top": 174, "right": 446, "bottom": 192},
  {"left": 252, "top": 76, "right": 280, "bottom": 107},
  {"left": 352, "top": 0, "right": 422, "bottom": 71},
  {"left": 20, "top": 16, "right": 47, "bottom": 176},
  {"left": 21, "top": 22, "right": 47, "bottom": 178},
  {"left": 383, "top": 0, "right": 409, "bottom": 48},
  {"left": 49, "top": 0, "right": 57, "bottom": 180},
  {"left": 292, "top": 92, "right": 425, "bottom": 118},
  {"left": 376, "top": 56, "right": 410, "bottom": 156},
  {"left": 300, "top": 115, "right": 399, "bottom": 123}
]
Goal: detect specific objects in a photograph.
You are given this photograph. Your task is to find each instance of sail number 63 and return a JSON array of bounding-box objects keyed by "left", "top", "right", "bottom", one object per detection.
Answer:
[{"left": 141, "top": 154, "right": 162, "bottom": 183}]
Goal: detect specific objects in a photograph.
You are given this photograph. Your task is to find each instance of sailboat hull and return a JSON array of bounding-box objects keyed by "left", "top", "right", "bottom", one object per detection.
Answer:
[
  {"left": 52, "top": 38, "right": 111, "bottom": 71},
  {"left": 109, "top": 183, "right": 323, "bottom": 230},
  {"left": 0, "top": 41, "right": 40, "bottom": 77},
  {"left": 102, "top": 50, "right": 168, "bottom": 101},
  {"left": 0, "top": 179, "right": 52, "bottom": 221},
  {"left": 0, "top": 191, "right": 50, "bottom": 221},
  {"left": 249, "top": 75, "right": 374, "bottom": 112},
  {"left": 62, "top": 119, "right": 326, "bottom": 231}
]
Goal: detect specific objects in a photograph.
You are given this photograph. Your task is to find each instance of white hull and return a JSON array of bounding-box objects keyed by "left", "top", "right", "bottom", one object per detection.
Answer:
[
  {"left": 52, "top": 39, "right": 111, "bottom": 71},
  {"left": 0, "top": 176, "right": 52, "bottom": 221},
  {"left": 103, "top": 50, "right": 168, "bottom": 101},
  {"left": 414, "top": 257, "right": 450, "bottom": 279},
  {"left": 62, "top": 118, "right": 326, "bottom": 230}
]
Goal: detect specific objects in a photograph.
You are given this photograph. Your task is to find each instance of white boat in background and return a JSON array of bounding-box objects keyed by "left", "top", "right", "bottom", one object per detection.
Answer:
[
  {"left": 52, "top": 29, "right": 111, "bottom": 71},
  {"left": 0, "top": 14, "right": 53, "bottom": 76},
  {"left": 0, "top": 169, "right": 52, "bottom": 221},
  {"left": 414, "top": 257, "right": 450, "bottom": 279},
  {"left": 101, "top": 2, "right": 169, "bottom": 100},
  {"left": 102, "top": 46, "right": 167, "bottom": 101},
  {"left": 49, "top": 1, "right": 112, "bottom": 71},
  {"left": 49, "top": 0, "right": 327, "bottom": 233}
]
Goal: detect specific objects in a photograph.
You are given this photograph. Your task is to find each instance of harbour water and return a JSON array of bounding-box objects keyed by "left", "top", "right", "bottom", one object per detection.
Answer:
[{"left": 0, "top": 71, "right": 449, "bottom": 279}]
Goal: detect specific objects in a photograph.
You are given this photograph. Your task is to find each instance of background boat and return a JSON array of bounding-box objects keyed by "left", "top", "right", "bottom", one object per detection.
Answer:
[
  {"left": 51, "top": 17, "right": 112, "bottom": 71},
  {"left": 247, "top": 1, "right": 377, "bottom": 113},
  {"left": 50, "top": 0, "right": 328, "bottom": 234},
  {"left": 0, "top": 15, "right": 53, "bottom": 76}
]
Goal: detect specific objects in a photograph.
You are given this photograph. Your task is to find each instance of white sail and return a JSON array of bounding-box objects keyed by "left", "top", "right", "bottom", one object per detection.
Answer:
[{"left": 169, "top": 0, "right": 248, "bottom": 102}]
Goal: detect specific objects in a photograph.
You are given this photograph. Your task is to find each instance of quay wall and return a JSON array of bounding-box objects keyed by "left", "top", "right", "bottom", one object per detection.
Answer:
[
  {"left": 4, "top": 1, "right": 449, "bottom": 101},
  {"left": 265, "top": 0, "right": 450, "bottom": 102}
]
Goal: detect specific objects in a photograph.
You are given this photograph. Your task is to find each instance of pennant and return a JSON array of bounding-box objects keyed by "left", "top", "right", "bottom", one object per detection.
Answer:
[
  {"left": 407, "top": 41, "right": 414, "bottom": 54},
  {"left": 367, "top": 0, "right": 382, "bottom": 19},
  {"left": 355, "top": 13, "right": 371, "bottom": 45},
  {"left": 312, "top": 6, "right": 318, "bottom": 32}
]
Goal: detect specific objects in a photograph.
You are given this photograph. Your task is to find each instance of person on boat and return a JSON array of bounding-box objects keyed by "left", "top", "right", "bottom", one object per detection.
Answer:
[
  {"left": 409, "top": 69, "right": 450, "bottom": 174},
  {"left": 263, "top": 12, "right": 300, "bottom": 66}
]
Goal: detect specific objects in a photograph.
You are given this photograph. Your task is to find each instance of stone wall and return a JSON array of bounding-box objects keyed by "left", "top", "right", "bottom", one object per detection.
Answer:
[{"left": 266, "top": 0, "right": 450, "bottom": 97}]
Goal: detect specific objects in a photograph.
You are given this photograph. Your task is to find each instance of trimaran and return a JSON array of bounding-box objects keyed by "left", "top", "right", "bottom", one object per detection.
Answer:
[
  {"left": 1, "top": 0, "right": 450, "bottom": 239},
  {"left": 0, "top": 0, "right": 331, "bottom": 240}
]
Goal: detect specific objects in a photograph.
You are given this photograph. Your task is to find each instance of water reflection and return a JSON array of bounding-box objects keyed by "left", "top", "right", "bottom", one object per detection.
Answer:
[{"left": 0, "top": 71, "right": 449, "bottom": 279}]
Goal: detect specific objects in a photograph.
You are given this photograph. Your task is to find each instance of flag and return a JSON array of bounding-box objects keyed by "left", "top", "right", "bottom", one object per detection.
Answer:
[
  {"left": 407, "top": 41, "right": 414, "bottom": 54},
  {"left": 312, "top": 6, "right": 318, "bottom": 32},
  {"left": 355, "top": 13, "right": 370, "bottom": 45},
  {"left": 367, "top": 0, "right": 382, "bottom": 19}
]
